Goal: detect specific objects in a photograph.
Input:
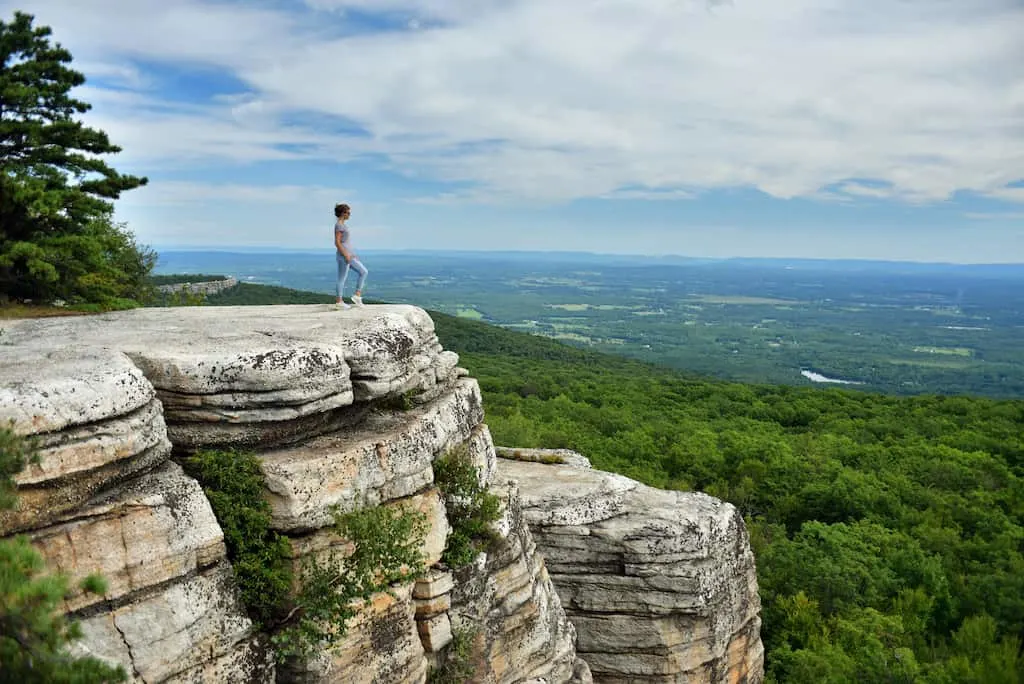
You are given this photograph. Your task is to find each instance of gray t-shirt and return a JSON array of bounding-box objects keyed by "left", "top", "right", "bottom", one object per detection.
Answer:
[{"left": 335, "top": 222, "right": 351, "bottom": 254}]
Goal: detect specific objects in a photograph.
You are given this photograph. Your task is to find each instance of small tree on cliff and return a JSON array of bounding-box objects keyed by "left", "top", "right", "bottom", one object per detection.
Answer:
[{"left": 0, "top": 11, "right": 154, "bottom": 307}]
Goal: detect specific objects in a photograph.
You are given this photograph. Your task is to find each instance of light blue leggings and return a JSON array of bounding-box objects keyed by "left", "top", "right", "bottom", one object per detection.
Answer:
[{"left": 337, "top": 256, "right": 368, "bottom": 298}]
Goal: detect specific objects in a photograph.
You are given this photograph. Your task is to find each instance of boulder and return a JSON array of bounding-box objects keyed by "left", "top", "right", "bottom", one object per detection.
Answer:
[{"left": 0, "top": 347, "right": 172, "bottom": 535}]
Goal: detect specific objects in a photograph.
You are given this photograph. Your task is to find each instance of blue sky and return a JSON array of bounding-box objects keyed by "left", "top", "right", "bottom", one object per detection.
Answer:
[{"left": 6, "top": 0, "right": 1024, "bottom": 261}]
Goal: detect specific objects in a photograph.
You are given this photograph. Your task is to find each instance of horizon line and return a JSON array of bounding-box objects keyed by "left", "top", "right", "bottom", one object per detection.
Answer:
[{"left": 151, "top": 246, "right": 1024, "bottom": 268}]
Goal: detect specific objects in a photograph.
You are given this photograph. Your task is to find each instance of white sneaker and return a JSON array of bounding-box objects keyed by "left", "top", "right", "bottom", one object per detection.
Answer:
[
  {"left": 352, "top": 295, "right": 365, "bottom": 308},
  {"left": 335, "top": 300, "right": 350, "bottom": 310}
]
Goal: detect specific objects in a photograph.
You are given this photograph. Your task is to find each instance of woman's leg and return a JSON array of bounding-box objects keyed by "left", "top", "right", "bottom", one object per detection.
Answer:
[
  {"left": 351, "top": 259, "right": 368, "bottom": 295},
  {"left": 336, "top": 257, "right": 351, "bottom": 300}
]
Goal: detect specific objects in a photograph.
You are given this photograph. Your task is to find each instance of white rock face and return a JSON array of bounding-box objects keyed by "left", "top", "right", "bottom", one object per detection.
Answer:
[
  {"left": 70, "top": 561, "right": 269, "bottom": 683},
  {"left": 0, "top": 347, "right": 173, "bottom": 535},
  {"left": 0, "top": 305, "right": 463, "bottom": 450},
  {"left": 258, "top": 378, "right": 485, "bottom": 533},
  {"left": 27, "top": 462, "right": 225, "bottom": 613},
  {"left": 24, "top": 462, "right": 275, "bottom": 682},
  {"left": 497, "top": 458, "right": 764, "bottom": 684},
  {"left": 449, "top": 482, "right": 593, "bottom": 684},
  {"left": 0, "top": 346, "right": 154, "bottom": 434}
]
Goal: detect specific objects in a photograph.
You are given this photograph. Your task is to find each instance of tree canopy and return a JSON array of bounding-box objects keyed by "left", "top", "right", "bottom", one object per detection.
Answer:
[
  {"left": 428, "top": 311, "right": 1024, "bottom": 684},
  {"left": 0, "top": 11, "right": 153, "bottom": 307}
]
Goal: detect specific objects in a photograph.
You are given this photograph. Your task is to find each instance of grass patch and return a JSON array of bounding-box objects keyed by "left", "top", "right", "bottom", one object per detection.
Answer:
[
  {"left": 888, "top": 358, "right": 975, "bottom": 369},
  {"left": 691, "top": 295, "right": 799, "bottom": 305},
  {"left": 378, "top": 389, "right": 424, "bottom": 411},
  {"left": 0, "top": 304, "right": 89, "bottom": 319},
  {"left": 912, "top": 346, "right": 973, "bottom": 357},
  {"left": 454, "top": 308, "right": 484, "bottom": 320}
]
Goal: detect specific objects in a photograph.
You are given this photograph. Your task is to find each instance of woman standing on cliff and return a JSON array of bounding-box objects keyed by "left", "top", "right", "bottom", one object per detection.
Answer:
[{"left": 334, "top": 203, "right": 368, "bottom": 309}]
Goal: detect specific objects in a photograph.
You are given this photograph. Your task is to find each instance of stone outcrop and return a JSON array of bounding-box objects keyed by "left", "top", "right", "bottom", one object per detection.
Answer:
[
  {"left": 0, "top": 347, "right": 172, "bottom": 535},
  {"left": 0, "top": 305, "right": 762, "bottom": 683},
  {"left": 0, "top": 305, "right": 597, "bottom": 683},
  {"left": 496, "top": 451, "right": 764, "bottom": 683},
  {"left": 1, "top": 327, "right": 272, "bottom": 681},
  {"left": 155, "top": 276, "right": 239, "bottom": 297}
]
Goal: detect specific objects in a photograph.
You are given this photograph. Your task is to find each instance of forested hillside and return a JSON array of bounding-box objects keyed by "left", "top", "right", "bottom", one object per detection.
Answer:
[
  {"left": 430, "top": 311, "right": 1024, "bottom": 684},
  {"left": 200, "top": 285, "right": 1024, "bottom": 682}
]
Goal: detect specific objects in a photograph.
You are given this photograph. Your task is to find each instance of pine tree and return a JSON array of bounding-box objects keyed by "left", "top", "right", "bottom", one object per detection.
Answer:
[{"left": 0, "top": 11, "right": 153, "bottom": 306}]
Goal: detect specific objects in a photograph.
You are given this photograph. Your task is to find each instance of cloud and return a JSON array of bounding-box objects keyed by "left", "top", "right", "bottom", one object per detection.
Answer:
[
  {"left": 986, "top": 185, "right": 1024, "bottom": 204},
  {"left": 963, "top": 211, "right": 1024, "bottom": 220},
  {"left": 124, "top": 182, "right": 349, "bottom": 206},
  {"left": 5, "top": 0, "right": 1023, "bottom": 206}
]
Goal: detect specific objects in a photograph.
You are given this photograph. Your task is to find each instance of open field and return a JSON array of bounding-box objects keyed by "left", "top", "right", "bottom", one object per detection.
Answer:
[{"left": 689, "top": 294, "right": 798, "bottom": 305}]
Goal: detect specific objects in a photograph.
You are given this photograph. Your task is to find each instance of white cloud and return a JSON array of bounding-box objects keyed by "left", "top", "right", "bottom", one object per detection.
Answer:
[
  {"left": 964, "top": 211, "right": 1024, "bottom": 220},
  {"left": 124, "top": 182, "right": 349, "bottom": 206},
  {"left": 5, "top": 0, "right": 1023, "bottom": 205},
  {"left": 986, "top": 186, "right": 1024, "bottom": 204}
]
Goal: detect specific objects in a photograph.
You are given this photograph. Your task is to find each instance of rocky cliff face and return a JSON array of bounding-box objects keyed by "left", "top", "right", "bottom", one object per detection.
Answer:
[
  {"left": 495, "top": 449, "right": 763, "bottom": 684},
  {"left": 0, "top": 305, "right": 762, "bottom": 683}
]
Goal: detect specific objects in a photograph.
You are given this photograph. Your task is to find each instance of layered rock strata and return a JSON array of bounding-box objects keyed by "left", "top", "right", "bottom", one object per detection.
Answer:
[
  {"left": 0, "top": 305, "right": 458, "bottom": 450},
  {"left": 0, "top": 347, "right": 172, "bottom": 535},
  {"left": 0, "top": 305, "right": 601, "bottom": 683},
  {"left": 449, "top": 481, "right": 594, "bottom": 684},
  {"left": 497, "top": 453, "right": 764, "bottom": 684}
]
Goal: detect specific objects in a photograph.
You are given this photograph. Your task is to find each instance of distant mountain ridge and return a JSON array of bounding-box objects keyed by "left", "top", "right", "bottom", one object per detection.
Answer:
[{"left": 154, "top": 248, "right": 1024, "bottom": 274}]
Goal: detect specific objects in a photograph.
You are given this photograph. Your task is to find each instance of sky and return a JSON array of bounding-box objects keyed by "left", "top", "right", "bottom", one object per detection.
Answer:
[{"left": 4, "top": 0, "right": 1024, "bottom": 262}]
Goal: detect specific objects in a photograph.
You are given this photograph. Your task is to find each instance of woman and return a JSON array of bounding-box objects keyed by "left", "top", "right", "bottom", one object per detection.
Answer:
[{"left": 333, "top": 203, "right": 368, "bottom": 309}]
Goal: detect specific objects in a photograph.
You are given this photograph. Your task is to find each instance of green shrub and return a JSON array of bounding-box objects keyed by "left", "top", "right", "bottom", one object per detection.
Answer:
[
  {"left": 427, "top": 626, "right": 479, "bottom": 683},
  {"left": 184, "top": 449, "right": 429, "bottom": 663},
  {"left": 0, "top": 425, "right": 37, "bottom": 510},
  {"left": 378, "top": 389, "right": 423, "bottom": 412},
  {"left": 182, "top": 450, "right": 293, "bottom": 626},
  {"left": 271, "top": 503, "right": 428, "bottom": 661},
  {"left": 434, "top": 446, "right": 502, "bottom": 568}
]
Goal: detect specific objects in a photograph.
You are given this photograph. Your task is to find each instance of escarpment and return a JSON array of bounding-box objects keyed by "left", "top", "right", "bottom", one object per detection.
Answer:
[
  {"left": 496, "top": 449, "right": 763, "bottom": 683},
  {"left": 0, "top": 305, "right": 762, "bottom": 683}
]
